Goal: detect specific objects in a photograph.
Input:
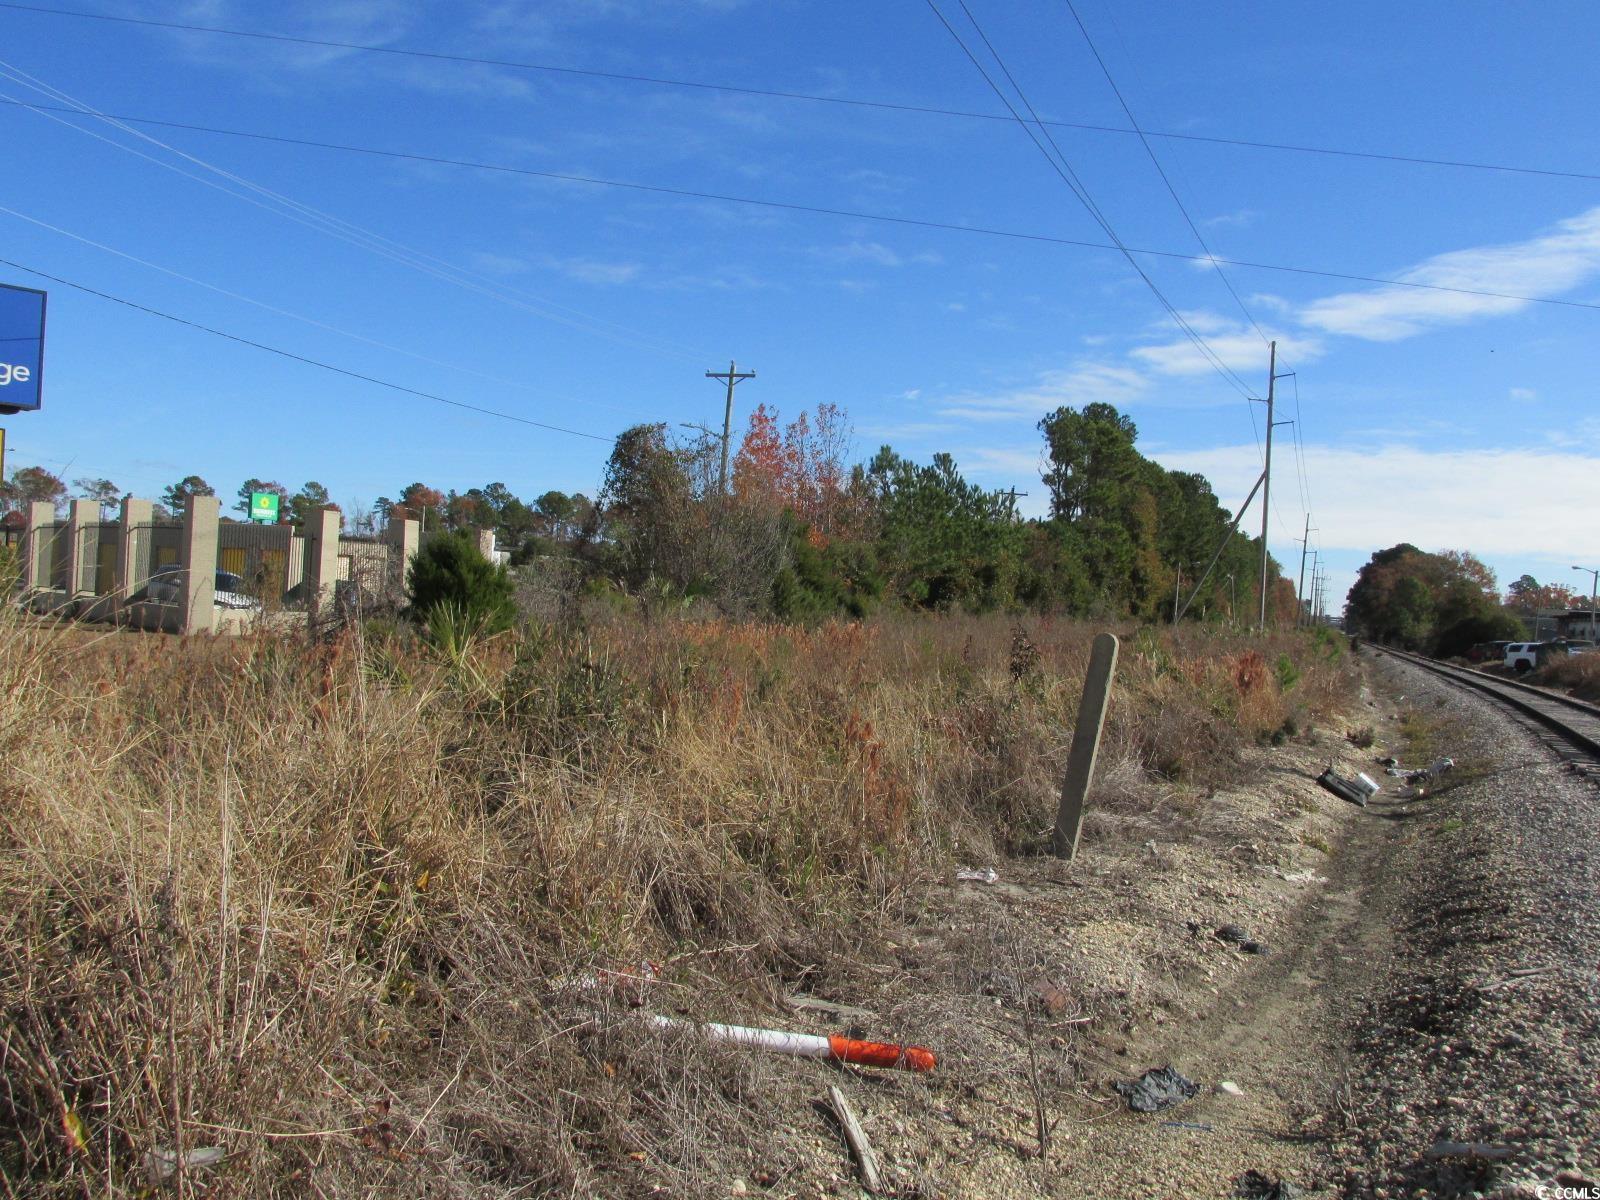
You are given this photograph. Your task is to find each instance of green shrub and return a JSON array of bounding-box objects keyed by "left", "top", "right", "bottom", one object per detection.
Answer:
[
  {"left": 406, "top": 530, "right": 518, "bottom": 635},
  {"left": 1433, "top": 609, "right": 1525, "bottom": 659}
]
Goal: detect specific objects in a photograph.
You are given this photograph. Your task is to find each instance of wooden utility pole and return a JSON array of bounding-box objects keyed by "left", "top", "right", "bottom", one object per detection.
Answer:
[
  {"left": 1257, "top": 342, "right": 1276, "bottom": 632},
  {"left": 1255, "top": 342, "right": 1293, "bottom": 632},
  {"left": 1295, "top": 513, "right": 1316, "bottom": 627},
  {"left": 705, "top": 360, "right": 755, "bottom": 495}
]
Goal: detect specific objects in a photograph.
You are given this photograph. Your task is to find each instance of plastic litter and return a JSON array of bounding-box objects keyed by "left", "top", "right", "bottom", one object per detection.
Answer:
[
  {"left": 1316, "top": 766, "right": 1371, "bottom": 807},
  {"left": 1216, "top": 1080, "right": 1244, "bottom": 1097},
  {"left": 1277, "top": 869, "right": 1327, "bottom": 885},
  {"left": 955, "top": 867, "right": 998, "bottom": 884},
  {"left": 1405, "top": 757, "right": 1455, "bottom": 785},
  {"left": 1215, "top": 923, "right": 1271, "bottom": 955},
  {"left": 647, "top": 1014, "right": 936, "bottom": 1073},
  {"left": 555, "top": 961, "right": 661, "bottom": 1006},
  {"left": 1234, "top": 1170, "right": 1303, "bottom": 1199},
  {"left": 143, "top": 1146, "right": 226, "bottom": 1184},
  {"left": 1114, "top": 1065, "right": 1200, "bottom": 1112}
]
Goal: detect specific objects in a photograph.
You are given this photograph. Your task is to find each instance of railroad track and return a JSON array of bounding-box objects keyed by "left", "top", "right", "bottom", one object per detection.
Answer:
[{"left": 1369, "top": 644, "right": 1600, "bottom": 775}]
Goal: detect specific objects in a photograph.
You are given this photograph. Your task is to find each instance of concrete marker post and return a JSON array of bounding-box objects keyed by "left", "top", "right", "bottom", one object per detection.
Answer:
[{"left": 1053, "top": 632, "right": 1119, "bottom": 861}]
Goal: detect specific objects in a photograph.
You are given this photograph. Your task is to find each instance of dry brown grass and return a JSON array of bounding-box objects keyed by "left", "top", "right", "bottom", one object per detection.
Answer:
[
  {"left": 0, "top": 607, "right": 1355, "bottom": 1196},
  {"left": 1530, "top": 651, "right": 1600, "bottom": 702}
]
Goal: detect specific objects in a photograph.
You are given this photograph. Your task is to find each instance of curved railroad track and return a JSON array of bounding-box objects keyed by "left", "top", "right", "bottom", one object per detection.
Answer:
[{"left": 1368, "top": 643, "right": 1600, "bottom": 767}]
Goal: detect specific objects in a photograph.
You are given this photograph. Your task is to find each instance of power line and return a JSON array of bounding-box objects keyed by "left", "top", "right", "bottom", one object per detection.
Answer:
[
  {"left": 4, "top": 94, "right": 1599, "bottom": 319},
  {"left": 0, "top": 201, "right": 660, "bottom": 424},
  {"left": 1060, "top": 0, "right": 1269, "bottom": 348},
  {"left": 1055, "top": 0, "right": 1270, "bottom": 449},
  {"left": 3, "top": 1, "right": 1597, "bottom": 185},
  {"left": 928, "top": 0, "right": 1260, "bottom": 409},
  {"left": 0, "top": 66, "right": 710, "bottom": 365},
  {"left": 0, "top": 257, "right": 615, "bottom": 443}
]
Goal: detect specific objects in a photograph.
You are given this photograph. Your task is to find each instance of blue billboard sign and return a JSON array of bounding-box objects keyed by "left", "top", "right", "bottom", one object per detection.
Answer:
[{"left": 0, "top": 282, "right": 46, "bottom": 414}]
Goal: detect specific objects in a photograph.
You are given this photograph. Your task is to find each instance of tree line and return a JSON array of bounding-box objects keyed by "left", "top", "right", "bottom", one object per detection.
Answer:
[
  {"left": 1345, "top": 544, "right": 1583, "bottom": 655},
  {"left": 3, "top": 401, "right": 1303, "bottom": 622},
  {"left": 588, "top": 400, "right": 1295, "bottom": 621}
]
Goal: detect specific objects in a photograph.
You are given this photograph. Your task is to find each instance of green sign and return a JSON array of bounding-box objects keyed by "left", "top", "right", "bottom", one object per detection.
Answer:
[{"left": 249, "top": 491, "right": 281, "bottom": 523}]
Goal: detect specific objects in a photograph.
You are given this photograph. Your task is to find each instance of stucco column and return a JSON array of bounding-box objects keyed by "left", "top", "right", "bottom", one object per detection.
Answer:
[
  {"left": 22, "top": 501, "right": 54, "bottom": 593},
  {"left": 476, "top": 528, "right": 497, "bottom": 563},
  {"left": 64, "top": 498, "right": 98, "bottom": 600},
  {"left": 303, "top": 506, "right": 342, "bottom": 624},
  {"left": 116, "top": 496, "right": 153, "bottom": 611},
  {"left": 181, "top": 494, "right": 220, "bottom": 634},
  {"left": 384, "top": 516, "right": 420, "bottom": 598}
]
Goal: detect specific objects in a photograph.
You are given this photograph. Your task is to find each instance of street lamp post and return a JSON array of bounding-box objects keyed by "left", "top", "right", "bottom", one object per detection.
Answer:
[{"left": 1574, "top": 565, "right": 1600, "bottom": 642}]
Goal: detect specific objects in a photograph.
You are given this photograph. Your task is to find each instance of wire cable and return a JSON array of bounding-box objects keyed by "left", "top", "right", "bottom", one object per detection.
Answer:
[
  {"left": 929, "top": 0, "right": 1260, "bottom": 409},
  {"left": 0, "top": 63, "right": 710, "bottom": 365},
  {"left": 1060, "top": 0, "right": 1270, "bottom": 348},
  {"left": 0, "top": 201, "right": 660, "bottom": 424},
  {"left": 4, "top": 1, "right": 1597, "bottom": 185},
  {"left": 0, "top": 257, "right": 615, "bottom": 443},
  {"left": 1054, "top": 0, "right": 1270, "bottom": 452},
  {"left": 4, "top": 93, "right": 1597, "bottom": 319}
]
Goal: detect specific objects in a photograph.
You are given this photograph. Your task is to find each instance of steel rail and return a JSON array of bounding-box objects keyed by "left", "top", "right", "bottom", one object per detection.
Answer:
[{"left": 1369, "top": 644, "right": 1600, "bottom": 760}]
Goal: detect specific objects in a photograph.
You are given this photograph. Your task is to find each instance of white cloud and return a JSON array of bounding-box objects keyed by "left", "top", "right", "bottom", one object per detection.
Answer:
[
  {"left": 539, "top": 256, "right": 640, "bottom": 285},
  {"left": 962, "top": 446, "right": 1045, "bottom": 476},
  {"left": 1510, "top": 386, "right": 1538, "bottom": 402},
  {"left": 1154, "top": 441, "right": 1600, "bottom": 562},
  {"left": 1202, "top": 209, "right": 1258, "bottom": 230},
  {"left": 815, "top": 241, "right": 941, "bottom": 269},
  {"left": 1130, "top": 326, "right": 1324, "bottom": 377},
  {"left": 938, "top": 361, "right": 1148, "bottom": 421},
  {"left": 468, "top": 251, "right": 529, "bottom": 276},
  {"left": 1298, "top": 206, "right": 1600, "bottom": 341}
]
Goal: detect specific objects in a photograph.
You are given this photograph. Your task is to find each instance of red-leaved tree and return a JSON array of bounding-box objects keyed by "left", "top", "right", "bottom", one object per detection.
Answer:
[{"left": 730, "top": 402, "right": 862, "bottom": 540}]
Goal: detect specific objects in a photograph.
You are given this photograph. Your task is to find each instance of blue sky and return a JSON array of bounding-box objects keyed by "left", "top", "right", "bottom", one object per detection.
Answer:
[{"left": 3, "top": 0, "right": 1599, "bottom": 613}]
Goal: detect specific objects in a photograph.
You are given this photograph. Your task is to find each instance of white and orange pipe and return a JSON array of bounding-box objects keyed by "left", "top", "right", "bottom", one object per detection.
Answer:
[{"left": 647, "top": 1014, "right": 937, "bottom": 1073}]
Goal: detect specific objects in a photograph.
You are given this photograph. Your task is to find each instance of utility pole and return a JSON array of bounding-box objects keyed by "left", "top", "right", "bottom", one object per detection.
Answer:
[
  {"left": 705, "top": 360, "right": 755, "bottom": 496},
  {"left": 1000, "top": 487, "right": 1029, "bottom": 522},
  {"left": 1573, "top": 565, "right": 1599, "bottom": 642},
  {"left": 1294, "top": 513, "right": 1317, "bottom": 628},
  {"left": 1254, "top": 341, "right": 1293, "bottom": 633},
  {"left": 1172, "top": 563, "right": 1183, "bottom": 626}
]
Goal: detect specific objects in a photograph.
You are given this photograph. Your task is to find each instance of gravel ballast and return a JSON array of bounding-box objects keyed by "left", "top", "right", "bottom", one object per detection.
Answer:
[{"left": 1329, "top": 652, "right": 1600, "bottom": 1198}]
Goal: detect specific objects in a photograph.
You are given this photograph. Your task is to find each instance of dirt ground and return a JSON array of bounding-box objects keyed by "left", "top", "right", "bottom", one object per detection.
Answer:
[
  {"left": 611, "top": 646, "right": 1600, "bottom": 1199},
  {"left": 601, "top": 657, "right": 1426, "bottom": 1198}
]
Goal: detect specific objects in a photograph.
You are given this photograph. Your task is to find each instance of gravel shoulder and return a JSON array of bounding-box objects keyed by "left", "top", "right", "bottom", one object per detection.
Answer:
[
  {"left": 669, "top": 668, "right": 1398, "bottom": 1198},
  {"left": 1326, "top": 651, "right": 1600, "bottom": 1199}
]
